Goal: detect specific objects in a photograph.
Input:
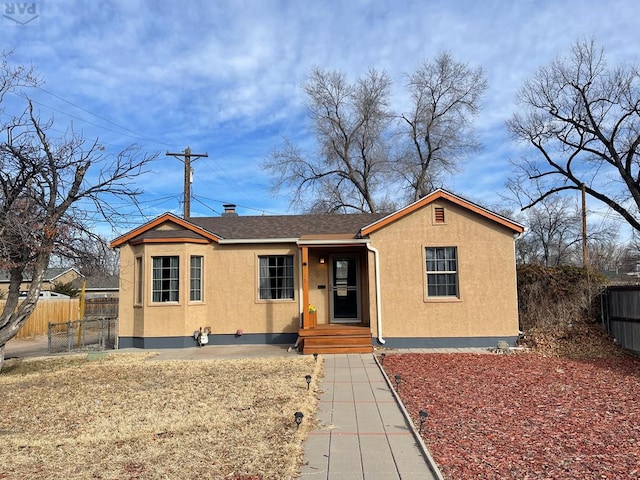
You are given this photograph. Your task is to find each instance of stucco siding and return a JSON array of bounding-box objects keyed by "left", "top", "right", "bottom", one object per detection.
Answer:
[
  {"left": 210, "top": 243, "right": 300, "bottom": 335},
  {"left": 369, "top": 200, "right": 519, "bottom": 340},
  {"left": 117, "top": 241, "right": 301, "bottom": 342}
]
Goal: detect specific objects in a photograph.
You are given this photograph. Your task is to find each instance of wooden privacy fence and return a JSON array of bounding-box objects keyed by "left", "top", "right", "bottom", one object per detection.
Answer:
[
  {"left": 601, "top": 285, "right": 640, "bottom": 354},
  {"left": 1, "top": 297, "right": 119, "bottom": 340},
  {"left": 0, "top": 299, "right": 81, "bottom": 339}
]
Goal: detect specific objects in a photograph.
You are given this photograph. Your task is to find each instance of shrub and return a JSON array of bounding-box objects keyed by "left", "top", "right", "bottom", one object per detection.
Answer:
[
  {"left": 52, "top": 281, "right": 80, "bottom": 298},
  {"left": 516, "top": 265, "right": 620, "bottom": 357}
]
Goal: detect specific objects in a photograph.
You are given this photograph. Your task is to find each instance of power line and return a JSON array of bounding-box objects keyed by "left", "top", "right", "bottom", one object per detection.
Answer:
[
  {"left": 191, "top": 196, "right": 221, "bottom": 215},
  {"left": 192, "top": 194, "right": 283, "bottom": 216},
  {"left": 20, "top": 93, "right": 175, "bottom": 148},
  {"left": 197, "top": 155, "right": 265, "bottom": 210},
  {"left": 34, "top": 85, "right": 162, "bottom": 141}
]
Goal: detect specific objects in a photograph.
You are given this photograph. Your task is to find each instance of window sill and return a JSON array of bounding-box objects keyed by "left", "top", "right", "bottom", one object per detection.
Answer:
[
  {"left": 256, "top": 298, "right": 296, "bottom": 304},
  {"left": 424, "top": 296, "right": 461, "bottom": 303}
]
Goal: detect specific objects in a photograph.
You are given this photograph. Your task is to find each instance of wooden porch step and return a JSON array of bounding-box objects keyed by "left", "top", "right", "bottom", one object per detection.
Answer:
[
  {"left": 299, "top": 326, "right": 373, "bottom": 354},
  {"left": 298, "top": 325, "right": 371, "bottom": 337},
  {"left": 303, "top": 335, "right": 372, "bottom": 347},
  {"left": 303, "top": 345, "right": 374, "bottom": 354}
]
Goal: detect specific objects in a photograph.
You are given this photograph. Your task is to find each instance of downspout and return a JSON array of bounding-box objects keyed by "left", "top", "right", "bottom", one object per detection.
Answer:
[
  {"left": 513, "top": 230, "right": 524, "bottom": 342},
  {"left": 290, "top": 250, "right": 304, "bottom": 351},
  {"left": 366, "top": 243, "right": 385, "bottom": 345}
]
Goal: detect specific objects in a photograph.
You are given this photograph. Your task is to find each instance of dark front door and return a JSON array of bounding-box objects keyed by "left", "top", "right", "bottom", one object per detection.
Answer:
[{"left": 330, "top": 256, "right": 360, "bottom": 323}]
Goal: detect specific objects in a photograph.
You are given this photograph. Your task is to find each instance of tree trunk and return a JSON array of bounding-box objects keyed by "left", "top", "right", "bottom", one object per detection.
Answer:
[
  {"left": 0, "top": 255, "right": 49, "bottom": 370},
  {"left": 0, "top": 343, "right": 5, "bottom": 373}
]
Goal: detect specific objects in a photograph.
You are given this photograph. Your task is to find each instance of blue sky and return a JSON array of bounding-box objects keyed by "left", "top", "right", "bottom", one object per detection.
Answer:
[{"left": 1, "top": 0, "right": 638, "bottom": 237}]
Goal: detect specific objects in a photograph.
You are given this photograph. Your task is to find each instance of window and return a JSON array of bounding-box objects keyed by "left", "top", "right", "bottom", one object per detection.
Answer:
[
  {"left": 152, "top": 256, "right": 179, "bottom": 302},
  {"left": 259, "top": 255, "right": 294, "bottom": 300},
  {"left": 425, "top": 247, "right": 458, "bottom": 297},
  {"left": 190, "top": 256, "right": 203, "bottom": 302},
  {"left": 135, "top": 257, "right": 143, "bottom": 305}
]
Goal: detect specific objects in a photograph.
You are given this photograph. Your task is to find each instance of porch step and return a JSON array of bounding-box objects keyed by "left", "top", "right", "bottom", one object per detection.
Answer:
[
  {"left": 298, "top": 325, "right": 371, "bottom": 337},
  {"left": 299, "top": 326, "right": 373, "bottom": 354},
  {"left": 304, "top": 345, "right": 374, "bottom": 354}
]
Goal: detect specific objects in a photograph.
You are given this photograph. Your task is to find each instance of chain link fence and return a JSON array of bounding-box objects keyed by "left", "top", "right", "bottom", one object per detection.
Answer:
[{"left": 48, "top": 318, "right": 117, "bottom": 353}]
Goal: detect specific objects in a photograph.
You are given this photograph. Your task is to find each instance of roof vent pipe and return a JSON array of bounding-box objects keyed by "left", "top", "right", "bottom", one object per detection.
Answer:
[{"left": 222, "top": 204, "right": 238, "bottom": 216}]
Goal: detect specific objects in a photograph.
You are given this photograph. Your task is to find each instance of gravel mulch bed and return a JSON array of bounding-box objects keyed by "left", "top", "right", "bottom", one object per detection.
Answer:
[{"left": 382, "top": 353, "right": 640, "bottom": 480}]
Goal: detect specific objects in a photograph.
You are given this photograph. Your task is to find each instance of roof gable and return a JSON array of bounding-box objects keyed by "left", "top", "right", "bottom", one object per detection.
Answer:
[
  {"left": 360, "top": 189, "right": 525, "bottom": 236},
  {"left": 109, "top": 213, "right": 221, "bottom": 248},
  {"left": 0, "top": 267, "right": 83, "bottom": 283}
]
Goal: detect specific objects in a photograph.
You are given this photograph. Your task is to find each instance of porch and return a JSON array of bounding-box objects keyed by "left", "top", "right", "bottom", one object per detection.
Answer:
[
  {"left": 297, "top": 324, "right": 373, "bottom": 354},
  {"left": 298, "top": 240, "right": 375, "bottom": 354}
]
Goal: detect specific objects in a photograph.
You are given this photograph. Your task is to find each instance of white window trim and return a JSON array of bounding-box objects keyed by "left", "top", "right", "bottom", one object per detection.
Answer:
[
  {"left": 134, "top": 256, "right": 143, "bottom": 306},
  {"left": 423, "top": 246, "right": 461, "bottom": 302},
  {"left": 151, "top": 255, "right": 180, "bottom": 304},
  {"left": 189, "top": 255, "right": 204, "bottom": 303},
  {"left": 257, "top": 254, "right": 296, "bottom": 302}
]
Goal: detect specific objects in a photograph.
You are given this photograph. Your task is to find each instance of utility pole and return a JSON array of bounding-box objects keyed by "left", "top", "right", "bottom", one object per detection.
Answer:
[
  {"left": 582, "top": 183, "right": 588, "bottom": 268},
  {"left": 166, "top": 147, "right": 208, "bottom": 218}
]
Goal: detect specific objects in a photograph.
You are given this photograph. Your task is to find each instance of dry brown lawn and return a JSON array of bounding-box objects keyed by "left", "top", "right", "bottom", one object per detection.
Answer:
[{"left": 0, "top": 353, "right": 321, "bottom": 480}]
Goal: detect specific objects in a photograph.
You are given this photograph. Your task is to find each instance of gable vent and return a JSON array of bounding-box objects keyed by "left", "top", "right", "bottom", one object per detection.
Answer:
[{"left": 434, "top": 207, "right": 445, "bottom": 224}]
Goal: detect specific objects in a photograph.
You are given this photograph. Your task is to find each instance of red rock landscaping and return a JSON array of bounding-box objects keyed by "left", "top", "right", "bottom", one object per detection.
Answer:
[{"left": 382, "top": 353, "right": 640, "bottom": 480}]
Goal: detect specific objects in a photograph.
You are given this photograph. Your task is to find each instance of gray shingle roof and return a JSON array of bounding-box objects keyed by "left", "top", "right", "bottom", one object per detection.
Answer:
[
  {"left": 71, "top": 275, "right": 119, "bottom": 290},
  {"left": 0, "top": 267, "right": 82, "bottom": 283},
  {"left": 132, "top": 229, "right": 208, "bottom": 242},
  {"left": 188, "top": 213, "right": 388, "bottom": 240}
]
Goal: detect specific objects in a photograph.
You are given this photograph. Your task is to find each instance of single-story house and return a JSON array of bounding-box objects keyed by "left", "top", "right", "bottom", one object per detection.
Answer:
[
  {"left": 0, "top": 267, "right": 83, "bottom": 297},
  {"left": 110, "top": 189, "right": 525, "bottom": 353},
  {"left": 71, "top": 274, "right": 120, "bottom": 299}
]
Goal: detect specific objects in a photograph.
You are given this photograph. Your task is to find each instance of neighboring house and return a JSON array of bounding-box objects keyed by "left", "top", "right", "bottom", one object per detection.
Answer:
[
  {"left": 110, "top": 190, "right": 525, "bottom": 353},
  {"left": 71, "top": 274, "right": 120, "bottom": 299},
  {"left": 0, "top": 267, "right": 83, "bottom": 297}
]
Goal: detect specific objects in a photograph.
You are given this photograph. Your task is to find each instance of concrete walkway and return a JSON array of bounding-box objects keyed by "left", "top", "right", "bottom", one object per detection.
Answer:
[{"left": 300, "top": 353, "right": 441, "bottom": 480}]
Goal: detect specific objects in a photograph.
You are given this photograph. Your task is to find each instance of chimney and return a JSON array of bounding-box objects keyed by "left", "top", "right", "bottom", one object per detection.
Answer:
[{"left": 222, "top": 204, "right": 238, "bottom": 216}]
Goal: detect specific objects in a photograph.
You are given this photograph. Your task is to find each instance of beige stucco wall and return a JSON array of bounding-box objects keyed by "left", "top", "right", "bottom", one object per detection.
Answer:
[
  {"left": 368, "top": 200, "right": 520, "bottom": 339},
  {"left": 117, "top": 200, "right": 519, "bottom": 342},
  {"left": 118, "top": 241, "right": 301, "bottom": 338}
]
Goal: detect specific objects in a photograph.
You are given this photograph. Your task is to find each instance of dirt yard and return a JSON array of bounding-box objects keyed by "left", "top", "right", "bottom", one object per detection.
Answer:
[
  {"left": 382, "top": 353, "right": 640, "bottom": 480},
  {"left": 0, "top": 353, "right": 321, "bottom": 480}
]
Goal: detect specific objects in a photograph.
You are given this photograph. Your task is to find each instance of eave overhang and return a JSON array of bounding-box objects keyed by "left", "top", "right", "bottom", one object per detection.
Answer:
[
  {"left": 360, "top": 189, "right": 525, "bottom": 236},
  {"left": 109, "top": 213, "right": 221, "bottom": 248}
]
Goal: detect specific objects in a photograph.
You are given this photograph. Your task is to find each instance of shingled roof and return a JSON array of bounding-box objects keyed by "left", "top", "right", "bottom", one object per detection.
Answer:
[
  {"left": 110, "top": 190, "right": 524, "bottom": 248},
  {"left": 189, "top": 213, "right": 388, "bottom": 240}
]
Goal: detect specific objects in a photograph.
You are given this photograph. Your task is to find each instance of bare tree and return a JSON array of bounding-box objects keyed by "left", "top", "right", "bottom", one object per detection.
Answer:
[
  {"left": 588, "top": 238, "right": 639, "bottom": 273},
  {"left": 398, "top": 53, "right": 487, "bottom": 202},
  {"left": 267, "top": 68, "right": 393, "bottom": 213},
  {"left": 49, "top": 233, "right": 120, "bottom": 277},
  {"left": 267, "top": 55, "right": 487, "bottom": 212},
  {"left": 507, "top": 39, "right": 640, "bottom": 233},
  {"left": 514, "top": 195, "right": 583, "bottom": 266},
  {"left": 0, "top": 59, "right": 156, "bottom": 369}
]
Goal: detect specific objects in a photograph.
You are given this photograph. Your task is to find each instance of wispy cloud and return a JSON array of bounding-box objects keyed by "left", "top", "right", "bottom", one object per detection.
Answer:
[{"left": 2, "top": 0, "right": 637, "bottom": 233}]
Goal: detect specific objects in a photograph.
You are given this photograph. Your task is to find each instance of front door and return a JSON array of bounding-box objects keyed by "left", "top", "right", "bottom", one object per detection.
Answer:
[{"left": 330, "top": 256, "right": 360, "bottom": 323}]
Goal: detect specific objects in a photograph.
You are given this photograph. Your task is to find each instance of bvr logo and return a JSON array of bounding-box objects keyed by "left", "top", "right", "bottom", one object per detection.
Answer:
[{"left": 3, "top": 2, "right": 39, "bottom": 26}]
